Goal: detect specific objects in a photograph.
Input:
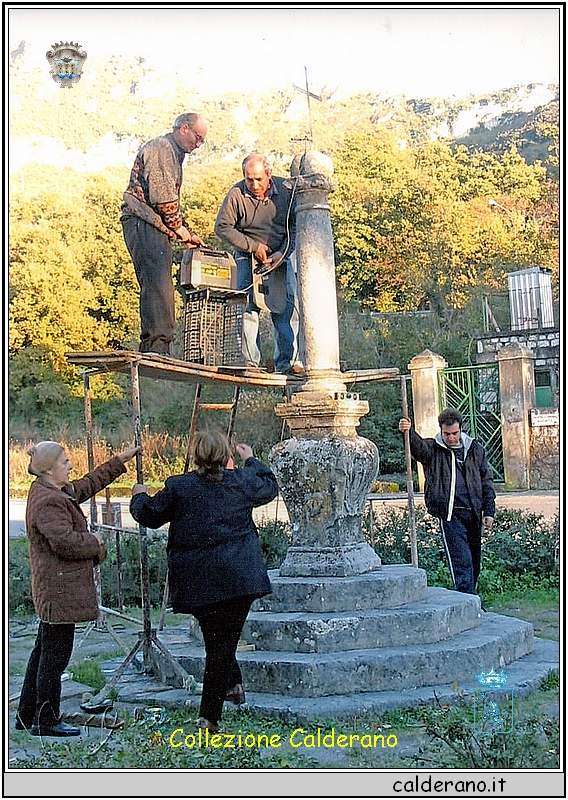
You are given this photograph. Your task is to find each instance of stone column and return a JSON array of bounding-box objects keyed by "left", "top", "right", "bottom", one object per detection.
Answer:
[
  {"left": 408, "top": 350, "right": 447, "bottom": 490},
  {"left": 269, "top": 151, "right": 380, "bottom": 577},
  {"left": 496, "top": 343, "right": 536, "bottom": 489},
  {"left": 289, "top": 150, "right": 347, "bottom": 399}
]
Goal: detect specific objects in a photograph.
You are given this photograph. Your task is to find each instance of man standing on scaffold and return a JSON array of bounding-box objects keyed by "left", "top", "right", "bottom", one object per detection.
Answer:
[
  {"left": 121, "top": 113, "right": 208, "bottom": 356},
  {"left": 215, "top": 153, "right": 303, "bottom": 376}
]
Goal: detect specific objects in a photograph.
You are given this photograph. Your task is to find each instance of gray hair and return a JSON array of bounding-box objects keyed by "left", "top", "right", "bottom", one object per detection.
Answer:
[
  {"left": 173, "top": 113, "right": 200, "bottom": 130},
  {"left": 27, "top": 441, "right": 65, "bottom": 476},
  {"left": 241, "top": 152, "right": 272, "bottom": 177}
]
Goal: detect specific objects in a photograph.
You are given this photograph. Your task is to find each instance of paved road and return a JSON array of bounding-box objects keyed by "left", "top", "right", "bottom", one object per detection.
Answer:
[
  {"left": 8, "top": 490, "right": 559, "bottom": 537},
  {"left": 367, "top": 489, "right": 560, "bottom": 520},
  {"left": 8, "top": 498, "right": 142, "bottom": 538}
]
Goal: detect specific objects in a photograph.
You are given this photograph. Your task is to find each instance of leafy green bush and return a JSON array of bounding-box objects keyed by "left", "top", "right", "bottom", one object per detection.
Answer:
[
  {"left": 8, "top": 347, "right": 82, "bottom": 436},
  {"left": 476, "top": 569, "right": 559, "bottom": 604},
  {"left": 8, "top": 537, "right": 34, "bottom": 615},
  {"left": 366, "top": 506, "right": 559, "bottom": 594},
  {"left": 9, "top": 509, "right": 558, "bottom": 615},
  {"left": 257, "top": 520, "right": 291, "bottom": 569},
  {"left": 367, "top": 505, "right": 450, "bottom": 583},
  {"left": 482, "top": 511, "right": 559, "bottom": 577}
]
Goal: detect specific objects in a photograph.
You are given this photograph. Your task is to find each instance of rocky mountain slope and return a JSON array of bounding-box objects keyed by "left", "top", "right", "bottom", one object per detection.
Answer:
[{"left": 9, "top": 45, "right": 558, "bottom": 176}]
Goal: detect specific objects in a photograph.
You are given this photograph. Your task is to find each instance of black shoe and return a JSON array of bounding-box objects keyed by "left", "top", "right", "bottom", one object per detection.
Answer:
[
  {"left": 30, "top": 720, "right": 81, "bottom": 737},
  {"left": 225, "top": 684, "right": 246, "bottom": 705},
  {"left": 80, "top": 699, "right": 114, "bottom": 714},
  {"left": 15, "top": 715, "right": 31, "bottom": 731}
]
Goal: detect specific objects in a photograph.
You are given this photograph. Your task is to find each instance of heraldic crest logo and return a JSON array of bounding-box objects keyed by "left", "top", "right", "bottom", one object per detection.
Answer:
[{"left": 46, "top": 41, "right": 87, "bottom": 87}]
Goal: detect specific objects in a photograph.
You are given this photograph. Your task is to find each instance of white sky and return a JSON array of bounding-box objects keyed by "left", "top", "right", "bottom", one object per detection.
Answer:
[{"left": 6, "top": 4, "right": 561, "bottom": 98}]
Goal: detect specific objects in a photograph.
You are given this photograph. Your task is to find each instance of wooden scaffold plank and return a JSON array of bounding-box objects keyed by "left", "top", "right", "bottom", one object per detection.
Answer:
[{"left": 66, "top": 350, "right": 399, "bottom": 388}]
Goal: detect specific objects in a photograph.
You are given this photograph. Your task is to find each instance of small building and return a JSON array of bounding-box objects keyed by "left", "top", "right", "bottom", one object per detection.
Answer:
[{"left": 476, "top": 268, "right": 559, "bottom": 408}]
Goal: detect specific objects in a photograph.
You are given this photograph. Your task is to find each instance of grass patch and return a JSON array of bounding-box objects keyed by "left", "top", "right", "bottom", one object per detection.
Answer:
[
  {"left": 481, "top": 575, "right": 559, "bottom": 640},
  {"left": 482, "top": 575, "right": 559, "bottom": 608},
  {"left": 539, "top": 670, "right": 559, "bottom": 692},
  {"left": 9, "top": 682, "right": 559, "bottom": 770},
  {"left": 8, "top": 661, "right": 27, "bottom": 677},
  {"left": 69, "top": 658, "right": 106, "bottom": 691}
]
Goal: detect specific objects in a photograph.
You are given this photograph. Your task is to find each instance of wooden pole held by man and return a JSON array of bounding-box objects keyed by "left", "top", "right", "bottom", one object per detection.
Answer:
[{"left": 401, "top": 375, "right": 418, "bottom": 568}]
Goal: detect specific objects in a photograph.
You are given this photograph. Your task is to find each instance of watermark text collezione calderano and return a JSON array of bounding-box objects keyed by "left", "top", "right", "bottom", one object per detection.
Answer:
[{"left": 169, "top": 726, "right": 398, "bottom": 750}]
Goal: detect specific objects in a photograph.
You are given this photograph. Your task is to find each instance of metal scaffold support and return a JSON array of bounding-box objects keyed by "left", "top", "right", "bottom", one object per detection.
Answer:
[
  {"left": 83, "top": 360, "right": 200, "bottom": 705},
  {"left": 73, "top": 372, "right": 141, "bottom": 663},
  {"left": 67, "top": 349, "right": 400, "bottom": 695}
]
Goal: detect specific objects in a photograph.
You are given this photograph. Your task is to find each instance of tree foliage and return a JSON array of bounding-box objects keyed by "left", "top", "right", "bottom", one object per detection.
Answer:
[
  {"left": 330, "top": 131, "right": 556, "bottom": 314},
  {"left": 8, "top": 60, "right": 559, "bottom": 444},
  {"left": 9, "top": 172, "right": 141, "bottom": 361}
]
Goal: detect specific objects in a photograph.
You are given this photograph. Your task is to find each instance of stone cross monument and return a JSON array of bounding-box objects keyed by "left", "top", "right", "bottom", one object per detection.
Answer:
[
  {"left": 171, "top": 152, "right": 540, "bottom": 721},
  {"left": 269, "top": 151, "right": 381, "bottom": 577}
]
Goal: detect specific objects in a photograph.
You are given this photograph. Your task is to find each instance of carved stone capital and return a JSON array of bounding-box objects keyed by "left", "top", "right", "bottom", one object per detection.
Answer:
[{"left": 275, "top": 393, "right": 369, "bottom": 437}]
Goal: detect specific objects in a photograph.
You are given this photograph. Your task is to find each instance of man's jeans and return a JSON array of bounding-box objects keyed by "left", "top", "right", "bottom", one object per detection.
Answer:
[
  {"left": 235, "top": 252, "right": 300, "bottom": 372},
  {"left": 440, "top": 508, "right": 482, "bottom": 594}
]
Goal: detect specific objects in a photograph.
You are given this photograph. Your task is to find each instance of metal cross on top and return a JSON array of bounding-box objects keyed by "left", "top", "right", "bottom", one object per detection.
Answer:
[{"left": 292, "top": 66, "right": 322, "bottom": 146}]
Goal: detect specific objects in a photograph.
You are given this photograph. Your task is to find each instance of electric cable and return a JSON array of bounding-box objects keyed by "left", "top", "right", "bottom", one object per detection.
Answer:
[
  {"left": 281, "top": 176, "right": 302, "bottom": 371},
  {"left": 246, "top": 173, "right": 303, "bottom": 372}
]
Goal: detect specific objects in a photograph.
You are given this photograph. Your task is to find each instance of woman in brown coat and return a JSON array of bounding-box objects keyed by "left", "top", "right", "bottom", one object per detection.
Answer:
[{"left": 16, "top": 440, "right": 138, "bottom": 737}]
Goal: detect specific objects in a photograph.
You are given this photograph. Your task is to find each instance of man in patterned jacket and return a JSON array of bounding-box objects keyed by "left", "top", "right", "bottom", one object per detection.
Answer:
[{"left": 121, "top": 113, "right": 207, "bottom": 355}]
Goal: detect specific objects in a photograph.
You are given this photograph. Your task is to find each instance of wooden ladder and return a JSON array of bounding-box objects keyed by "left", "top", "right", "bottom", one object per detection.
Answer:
[{"left": 184, "top": 383, "right": 241, "bottom": 472}]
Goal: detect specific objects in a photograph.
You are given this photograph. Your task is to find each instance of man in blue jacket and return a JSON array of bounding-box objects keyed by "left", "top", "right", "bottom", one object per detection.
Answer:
[{"left": 399, "top": 408, "right": 496, "bottom": 594}]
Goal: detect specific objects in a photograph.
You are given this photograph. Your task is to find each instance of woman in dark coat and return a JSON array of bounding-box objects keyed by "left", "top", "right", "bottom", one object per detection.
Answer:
[
  {"left": 16, "top": 440, "right": 139, "bottom": 737},
  {"left": 130, "top": 431, "right": 278, "bottom": 732}
]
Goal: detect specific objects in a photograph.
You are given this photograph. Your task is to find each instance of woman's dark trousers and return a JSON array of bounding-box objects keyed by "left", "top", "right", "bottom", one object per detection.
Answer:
[
  {"left": 191, "top": 596, "right": 255, "bottom": 726},
  {"left": 17, "top": 622, "right": 75, "bottom": 728}
]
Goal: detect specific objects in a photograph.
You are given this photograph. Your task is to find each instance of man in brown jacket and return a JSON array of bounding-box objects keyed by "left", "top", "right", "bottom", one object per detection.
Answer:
[
  {"left": 121, "top": 112, "right": 207, "bottom": 355},
  {"left": 16, "top": 441, "right": 138, "bottom": 737}
]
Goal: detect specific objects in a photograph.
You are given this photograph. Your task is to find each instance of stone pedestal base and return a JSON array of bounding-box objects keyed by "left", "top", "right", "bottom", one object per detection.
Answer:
[
  {"left": 174, "top": 566, "right": 537, "bottom": 709},
  {"left": 277, "top": 543, "right": 380, "bottom": 578}
]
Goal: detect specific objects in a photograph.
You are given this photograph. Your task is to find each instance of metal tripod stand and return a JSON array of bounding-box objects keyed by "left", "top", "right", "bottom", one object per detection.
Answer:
[{"left": 82, "top": 365, "right": 197, "bottom": 706}]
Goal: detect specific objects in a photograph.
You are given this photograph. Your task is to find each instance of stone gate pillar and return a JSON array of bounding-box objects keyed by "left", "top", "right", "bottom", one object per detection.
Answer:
[
  {"left": 408, "top": 350, "right": 447, "bottom": 490},
  {"left": 496, "top": 343, "right": 536, "bottom": 489},
  {"left": 269, "top": 151, "right": 380, "bottom": 577}
]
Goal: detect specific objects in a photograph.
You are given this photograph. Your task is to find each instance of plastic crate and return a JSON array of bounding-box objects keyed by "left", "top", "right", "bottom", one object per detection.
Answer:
[{"left": 182, "top": 288, "right": 247, "bottom": 366}]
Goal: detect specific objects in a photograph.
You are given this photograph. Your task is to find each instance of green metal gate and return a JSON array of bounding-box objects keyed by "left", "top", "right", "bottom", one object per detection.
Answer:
[{"left": 438, "top": 364, "right": 504, "bottom": 482}]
